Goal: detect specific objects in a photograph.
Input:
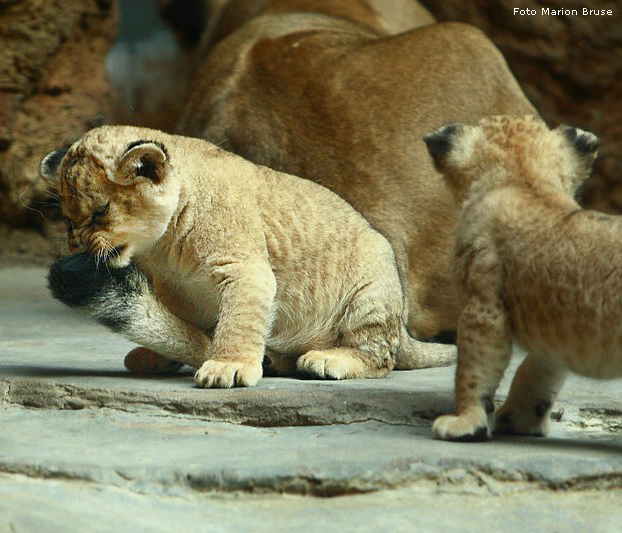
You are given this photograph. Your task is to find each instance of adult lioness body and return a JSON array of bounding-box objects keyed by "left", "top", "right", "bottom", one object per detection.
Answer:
[{"left": 177, "top": 0, "right": 537, "bottom": 339}]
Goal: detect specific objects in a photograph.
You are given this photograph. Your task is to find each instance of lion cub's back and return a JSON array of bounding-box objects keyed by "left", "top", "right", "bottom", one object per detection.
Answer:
[
  {"left": 498, "top": 205, "right": 622, "bottom": 377},
  {"left": 258, "top": 168, "right": 402, "bottom": 342},
  {"left": 259, "top": 166, "right": 397, "bottom": 277}
]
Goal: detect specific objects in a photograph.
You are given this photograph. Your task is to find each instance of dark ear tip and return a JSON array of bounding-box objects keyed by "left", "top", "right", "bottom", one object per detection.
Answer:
[
  {"left": 423, "top": 123, "right": 461, "bottom": 163},
  {"left": 562, "top": 125, "right": 600, "bottom": 155},
  {"left": 40, "top": 148, "right": 68, "bottom": 178}
]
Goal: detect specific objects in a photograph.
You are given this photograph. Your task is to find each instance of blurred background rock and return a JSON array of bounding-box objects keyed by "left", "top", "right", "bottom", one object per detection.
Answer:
[
  {"left": 0, "top": 0, "right": 619, "bottom": 262},
  {"left": 421, "top": 0, "right": 621, "bottom": 214},
  {"left": 1, "top": 0, "right": 117, "bottom": 260}
]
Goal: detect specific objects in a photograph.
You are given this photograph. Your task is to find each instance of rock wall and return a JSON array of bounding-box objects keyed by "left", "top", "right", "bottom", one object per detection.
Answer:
[
  {"left": 0, "top": 0, "right": 620, "bottom": 262},
  {"left": 419, "top": 0, "right": 622, "bottom": 212},
  {"left": 0, "top": 0, "right": 117, "bottom": 260}
]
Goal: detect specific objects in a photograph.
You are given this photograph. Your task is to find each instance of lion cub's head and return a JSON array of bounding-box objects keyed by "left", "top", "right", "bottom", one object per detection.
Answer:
[
  {"left": 423, "top": 115, "right": 600, "bottom": 202},
  {"left": 41, "top": 126, "right": 180, "bottom": 268}
]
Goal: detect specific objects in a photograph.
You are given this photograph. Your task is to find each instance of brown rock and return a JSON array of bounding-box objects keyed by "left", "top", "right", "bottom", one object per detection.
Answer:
[
  {"left": 0, "top": 0, "right": 117, "bottom": 245},
  {"left": 419, "top": 0, "right": 622, "bottom": 213}
]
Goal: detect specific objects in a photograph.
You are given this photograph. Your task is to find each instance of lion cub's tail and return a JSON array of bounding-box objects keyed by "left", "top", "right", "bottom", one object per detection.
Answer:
[{"left": 396, "top": 324, "right": 457, "bottom": 369}]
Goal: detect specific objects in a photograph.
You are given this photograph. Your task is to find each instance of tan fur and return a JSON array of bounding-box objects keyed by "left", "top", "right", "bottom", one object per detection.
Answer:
[
  {"left": 46, "top": 125, "right": 455, "bottom": 388},
  {"left": 427, "top": 115, "right": 610, "bottom": 441},
  {"left": 177, "top": 0, "right": 537, "bottom": 339},
  {"left": 200, "top": 0, "right": 435, "bottom": 48}
]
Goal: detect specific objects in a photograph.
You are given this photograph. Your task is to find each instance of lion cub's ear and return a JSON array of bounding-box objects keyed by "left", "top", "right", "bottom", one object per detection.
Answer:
[
  {"left": 559, "top": 125, "right": 600, "bottom": 157},
  {"left": 423, "top": 123, "right": 464, "bottom": 171},
  {"left": 557, "top": 125, "right": 600, "bottom": 189},
  {"left": 111, "top": 141, "right": 168, "bottom": 186},
  {"left": 40, "top": 149, "right": 68, "bottom": 182}
]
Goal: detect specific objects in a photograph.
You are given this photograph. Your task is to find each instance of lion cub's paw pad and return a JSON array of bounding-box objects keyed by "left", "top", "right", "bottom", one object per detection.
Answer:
[
  {"left": 432, "top": 413, "right": 490, "bottom": 442},
  {"left": 194, "top": 360, "right": 262, "bottom": 388},
  {"left": 124, "top": 347, "right": 183, "bottom": 375},
  {"left": 297, "top": 350, "right": 366, "bottom": 380}
]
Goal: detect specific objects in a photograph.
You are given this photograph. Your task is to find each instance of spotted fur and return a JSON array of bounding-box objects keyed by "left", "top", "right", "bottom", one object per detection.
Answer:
[{"left": 425, "top": 115, "right": 609, "bottom": 441}]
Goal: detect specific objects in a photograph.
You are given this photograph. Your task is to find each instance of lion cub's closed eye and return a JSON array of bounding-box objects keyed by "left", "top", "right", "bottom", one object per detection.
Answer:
[{"left": 423, "top": 115, "right": 613, "bottom": 442}]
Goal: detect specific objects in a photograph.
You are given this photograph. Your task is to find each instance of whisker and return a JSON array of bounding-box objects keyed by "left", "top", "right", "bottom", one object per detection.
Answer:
[
  {"left": 19, "top": 188, "right": 48, "bottom": 221},
  {"left": 43, "top": 188, "right": 61, "bottom": 199}
]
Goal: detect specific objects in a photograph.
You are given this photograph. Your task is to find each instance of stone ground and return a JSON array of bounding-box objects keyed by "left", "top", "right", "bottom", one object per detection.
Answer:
[{"left": 1, "top": 264, "right": 622, "bottom": 532}]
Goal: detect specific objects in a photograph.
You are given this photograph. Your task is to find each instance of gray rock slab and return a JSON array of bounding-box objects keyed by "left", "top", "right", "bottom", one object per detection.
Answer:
[
  {"left": 1, "top": 266, "right": 621, "bottom": 428},
  {"left": 1, "top": 472, "right": 621, "bottom": 533},
  {"left": 2, "top": 265, "right": 622, "bottom": 531},
  {"left": 2, "top": 405, "right": 622, "bottom": 495}
]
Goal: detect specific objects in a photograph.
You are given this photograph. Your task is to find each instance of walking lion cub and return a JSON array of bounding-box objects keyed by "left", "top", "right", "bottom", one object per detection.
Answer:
[
  {"left": 43, "top": 125, "right": 454, "bottom": 388},
  {"left": 424, "top": 115, "right": 608, "bottom": 441}
]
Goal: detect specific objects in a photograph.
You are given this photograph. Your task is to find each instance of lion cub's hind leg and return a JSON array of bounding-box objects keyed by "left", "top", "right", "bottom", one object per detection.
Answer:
[
  {"left": 297, "top": 347, "right": 394, "bottom": 379},
  {"left": 124, "top": 347, "right": 184, "bottom": 375},
  {"left": 297, "top": 282, "right": 401, "bottom": 380},
  {"left": 495, "top": 352, "right": 567, "bottom": 437},
  {"left": 297, "top": 314, "right": 400, "bottom": 380},
  {"left": 433, "top": 299, "right": 513, "bottom": 442}
]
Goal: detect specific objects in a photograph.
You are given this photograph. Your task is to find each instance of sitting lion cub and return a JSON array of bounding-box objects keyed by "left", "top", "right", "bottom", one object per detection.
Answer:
[
  {"left": 43, "top": 125, "right": 454, "bottom": 388},
  {"left": 423, "top": 115, "right": 606, "bottom": 441}
]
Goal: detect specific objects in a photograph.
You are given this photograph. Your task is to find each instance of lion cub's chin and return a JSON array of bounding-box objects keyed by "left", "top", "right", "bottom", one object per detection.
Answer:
[{"left": 108, "top": 246, "right": 134, "bottom": 268}]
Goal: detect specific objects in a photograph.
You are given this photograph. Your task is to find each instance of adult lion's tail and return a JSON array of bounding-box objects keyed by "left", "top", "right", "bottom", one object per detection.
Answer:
[
  {"left": 47, "top": 254, "right": 209, "bottom": 368},
  {"left": 396, "top": 324, "right": 457, "bottom": 369}
]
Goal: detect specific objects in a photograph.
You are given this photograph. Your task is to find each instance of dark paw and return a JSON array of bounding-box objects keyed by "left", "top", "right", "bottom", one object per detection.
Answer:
[
  {"left": 535, "top": 401, "right": 551, "bottom": 418},
  {"left": 452, "top": 425, "right": 489, "bottom": 442},
  {"left": 47, "top": 253, "right": 147, "bottom": 332}
]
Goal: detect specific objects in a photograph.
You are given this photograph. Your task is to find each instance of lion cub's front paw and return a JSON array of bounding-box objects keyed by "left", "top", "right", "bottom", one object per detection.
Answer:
[
  {"left": 194, "top": 360, "right": 262, "bottom": 388},
  {"left": 432, "top": 408, "right": 491, "bottom": 442}
]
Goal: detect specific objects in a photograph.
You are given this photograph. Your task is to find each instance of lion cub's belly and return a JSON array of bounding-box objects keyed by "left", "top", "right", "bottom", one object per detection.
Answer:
[{"left": 266, "top": 290, "right": 344, "bottom": 354}]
